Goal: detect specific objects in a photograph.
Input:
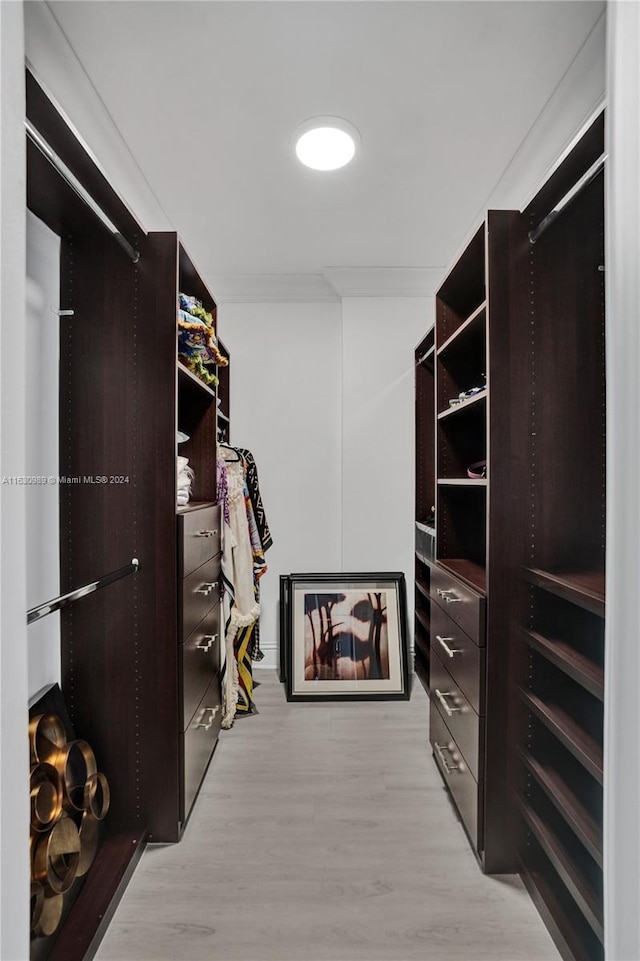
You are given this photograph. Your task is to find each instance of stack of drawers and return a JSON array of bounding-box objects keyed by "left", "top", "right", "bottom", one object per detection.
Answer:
[
  {"left": 429, "top": 566, "right": 486, "bottom": 853},
  {"left": 177, "top": 503, "right": 223, "bottom": 822}
]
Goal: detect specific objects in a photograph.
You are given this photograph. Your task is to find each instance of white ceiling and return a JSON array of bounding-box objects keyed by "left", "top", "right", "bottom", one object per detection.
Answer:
[{"left": 47, "top": 0, "right": 604, "bottom": 293}]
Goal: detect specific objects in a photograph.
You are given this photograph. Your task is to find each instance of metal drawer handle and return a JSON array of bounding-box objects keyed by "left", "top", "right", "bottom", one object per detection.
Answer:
[
  {"left": 204, "top": 581, "right": 218, "bottom": 590},
  {"left": 434, "top": 741, "right": 459, "bottom": 775},
  {"left": 196, "top": 634, "right": 218, "bottom": 652},
  {"left": 195, "top": 706, "right": 218, "bottom": 730},
  {"left": 195, "top": 529, "right": 218, "bottom": 538},
  {"left": 436, "top": 635, "right": 461, "bottom": 658},
  {"left": 445, "top": 594, "right": 462, "bottom": 604},
  {"left": 434, "top": 689, "right": 460, "bottom": 717},
  {"left": 195, "top": 585, "right": 212, "bottom": 595},
  {"left": 436, "top": 588, "right": 455, "bottom": 597}
]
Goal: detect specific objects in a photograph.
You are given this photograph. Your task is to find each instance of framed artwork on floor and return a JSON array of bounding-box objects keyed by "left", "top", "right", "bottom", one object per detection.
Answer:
[{"left": 282, "top": 572, "right": 409, "bottom": 701}]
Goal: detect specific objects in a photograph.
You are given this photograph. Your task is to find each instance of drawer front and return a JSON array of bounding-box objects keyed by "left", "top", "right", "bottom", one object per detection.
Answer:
[
  {"left": 430, "top": 564, "right": 486, "bottom": 645},
  {"left": 430, "top": 700, "right": 479, "bottom": 848},
  {"left": 180, "top": 555, "right": 221, "bottom": 643},
  {"left": 430, "top": 649, "right": 481, "bottom": 780},
  {"left": 181, "top": 674, "right": 222, "bottom": 820},
  {"left": 181, "top": 606, "right": 221, "bottom": 731},
  {"left": 178, "top": 504, "right": 222, "bottom": 578},
  {"left": 431, "top": 603, "right": 484, "bottom": 715}
]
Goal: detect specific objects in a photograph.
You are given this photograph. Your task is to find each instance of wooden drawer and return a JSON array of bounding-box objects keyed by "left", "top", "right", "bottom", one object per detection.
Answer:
[
  {"left": 431, "top": 603, "right": 484, "bottom": 714},
  {"left": 430, "top": 564, "right": 486, "bottom": 645},
  {"left": 180, "top": 605, "right": 221, "bottom": 731},
  {"left": 430, "top": 701, "right": 479, "bottom": 848},
  {"left": 430, "top": 649, "right": 481, "bottom": 780},
  {"left": 180, "top": 554, "right": 221, "bottom": 642},
  {"left": 178, "top": 504, "right": 221, "bottom": 578},
  {"left": 181, "top": 674, "right": 222, "bottom": 821}
]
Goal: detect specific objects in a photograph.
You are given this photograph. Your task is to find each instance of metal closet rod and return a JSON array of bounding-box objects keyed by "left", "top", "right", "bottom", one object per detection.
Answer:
[
  {"left": 27, "top": 559, "right": 139, "bottom": 625},
  {"left": 25, "top": 119, "right": 141, "bottom": 264},
  {"left": 529, "top": 152, "right": 607, "bottom": 245}
]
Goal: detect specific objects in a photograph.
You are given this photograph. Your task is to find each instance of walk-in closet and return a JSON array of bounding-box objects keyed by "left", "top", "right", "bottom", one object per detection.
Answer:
[{"left": 2, "top": 2, "right": 639, "bottom": 960}]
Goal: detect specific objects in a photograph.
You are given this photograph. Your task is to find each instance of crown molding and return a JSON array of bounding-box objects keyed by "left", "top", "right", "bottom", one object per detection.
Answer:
[
  {"left": 323, "top": 266, "right": 444, "bottom": 298},
  {"left": 209, "top": 274, "right": 340, "bottom": 303},
  {"left": 210, "top": 267, "right": 444, "bottom": 303}
]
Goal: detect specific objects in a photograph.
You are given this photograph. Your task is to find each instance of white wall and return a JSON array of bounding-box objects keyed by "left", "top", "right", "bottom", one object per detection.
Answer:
[
  {"left": 26, "top": 211, "right": 62, "bottom": 698},
  {"left": 341, "top": 297, "right": 432, "bottom": 635},
  {"left": 219, "top": 302, "right": 343, "bottom": 669},
  {"left": 0, "top": 3, "right": 29, "bottom": 959},
  {"left": 604, "top": 3, "right": 640, "bottom": 959}
]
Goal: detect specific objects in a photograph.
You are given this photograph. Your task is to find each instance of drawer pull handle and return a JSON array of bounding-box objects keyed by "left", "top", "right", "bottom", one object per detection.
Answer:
[
  {"left": 436, "top": 635, "right": 461, "bottom": 658},
  {"left": 436, "top": 588, "right": 455, "bottom": 597},
  {"left": 434, "top": 689, "right": 460, "bottom": 717},
  {"left": 195, "top": 706, "right": 218, "bottom": 730},
  {"left": 195, "top": 530, "right": 218, "bottom": 538},
  {"left": 434, "top": 741, "right": 459, "bottom": 774},
  {"left": 196, "top": 634, "right": 218, "bottom": 652},
  {"left": 445, "top": 594, "right": 462, "bottom": 604},
  {"left": 195, "top": 585, "right": 212, "bottom": 596}
]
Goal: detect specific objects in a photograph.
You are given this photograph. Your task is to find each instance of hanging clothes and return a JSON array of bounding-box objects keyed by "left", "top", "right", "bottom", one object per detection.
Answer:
[{"left": 217, "top": 444, "right": 273, "bottom": 726}]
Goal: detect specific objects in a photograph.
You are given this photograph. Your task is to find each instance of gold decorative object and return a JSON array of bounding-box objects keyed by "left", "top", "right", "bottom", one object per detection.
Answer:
[
  {"left": 32, "top": 815, "right": 81, "bottom": 895},
  {"left": 31, "top": 893, "right": 64, "bottom": 939},
  {"left": 76, "top": 812, "right": 100, "bottom": 877},
  {"left": 85, "top": 771, "right": 110, "bottom": 821},
  {"left": 29, "top": 715, "right": 66, "bottom": 764},
  {"left": 53, "top": 740, "right": 97, "bottom": 812},
  {"left": 28, "top": 710, "right": 110, "bottom": 941},
  {"left": 30, "top": 764, "right": 63, "bottom": 832}
]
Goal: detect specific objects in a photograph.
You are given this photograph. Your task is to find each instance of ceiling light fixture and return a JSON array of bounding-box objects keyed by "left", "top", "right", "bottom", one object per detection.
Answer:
[{"left": 293, "top": 116, "right": 360, "bottom": 171}]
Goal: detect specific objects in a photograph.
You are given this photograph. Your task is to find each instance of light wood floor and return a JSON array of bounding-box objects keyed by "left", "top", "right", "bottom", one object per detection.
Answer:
[{"left": 95, "top": 670, "right": 560, "bottom": 961}]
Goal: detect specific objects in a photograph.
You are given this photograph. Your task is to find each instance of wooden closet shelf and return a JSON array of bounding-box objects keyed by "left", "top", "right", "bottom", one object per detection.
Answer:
[
  {"left": 176, "top": 500, "right": 218, "bottom": 514},
  {"left": 518, "top": 858, "right": 604, "bottom": 961},
  {"left": 519, "top": 688, "right": 603, "bottom": 784},
  {"left": 415, "top": 609, "right": 431, "bottom": 635},
  {"left": 518, "top": 797, "right": 603, "bottom": 943},
  {"left": 518, "top": 748, "right": 603, "bottom": 867},
  {"left": 437, "top": 478, "right": 487, "bottom": 487},
  {"left": 44, "top": 829, "right": 146, "bottom": 961},
  {"left": 414, "top": 631, "right": 430, "bottom": 661},
  {"left": 524, "top": 568, "right": 605, "bottom": 618},
  {"left": 177, "top": 360, "right": 217, "bottom": 400},
  {"left": 522, "top": 628, "right": 604, "bottom": 701},
  {"left": 437, "top": 301, "right": 487, "bottom": 356},
  {"left": 415, "top": 578, "right": 430, "bottom": 601},
  {"left": 437, "top": 390, "right": 487, "bottom": 421},
  {"left": 438, "top": 558, "right": 486, "bottom": 594}
]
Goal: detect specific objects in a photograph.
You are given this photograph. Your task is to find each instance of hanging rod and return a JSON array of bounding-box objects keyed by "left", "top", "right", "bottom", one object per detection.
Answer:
[
  {"left": 25, "top": 119, "right": 141, "bottom": 264},
  {"left": 27, "top": 559, "right": 139, "bottom": 625},
  {"left": 529, "top": 153, "right": 607, "bottom": 244}
]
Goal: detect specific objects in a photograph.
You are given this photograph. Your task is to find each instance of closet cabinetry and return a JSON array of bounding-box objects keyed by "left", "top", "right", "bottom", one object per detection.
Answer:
[
  {"left": 428, "top": 211, "right": 520, "bottom": 875},
  {"left": 512, "top": 114, "right": 606, "bottom": 961},
  {"left": 26, "top": 72, "right": 228, "bottom": 960},
  {"left": 414, "top": 330, "right": 435, "bottom": 691}
]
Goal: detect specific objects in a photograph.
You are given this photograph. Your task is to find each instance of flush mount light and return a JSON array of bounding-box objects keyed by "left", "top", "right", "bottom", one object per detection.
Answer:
[{"left": 293, "top": 116, "right": 360, "bottom": 171}]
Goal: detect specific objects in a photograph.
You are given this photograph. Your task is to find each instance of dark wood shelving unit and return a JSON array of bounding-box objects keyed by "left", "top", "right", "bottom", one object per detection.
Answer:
[
  {"left": 524, "top": 567, "right": 605, "bottom": 618},
  {"left": 512, "top": 113, "right": 606, "bottom": 960},
  {"left": 518, "top": 798, "right": 603, "bottom": 943},
  {"left": 437, "top": 391, "right": 487, "bottom": 420},
  {"left": 437, "top": 478, "right": 487, "bottom": 487},
  {"left": 519, "top": 688, "right": 603, "bottom": 784},
  {"left": 437, "top": 301, "right": 487, "bottom": 356},
  {"left": 414, "top": 329, "right": 435, "bottom": 694},
  {"left": 177, "top": 360, "right": 217, "bottom": 400},
  {"left": 518, "top": 748, "right": 602, "bottom": 867},
  {"left": 522, "top": 628, "right": 604, "bottom": 701}
]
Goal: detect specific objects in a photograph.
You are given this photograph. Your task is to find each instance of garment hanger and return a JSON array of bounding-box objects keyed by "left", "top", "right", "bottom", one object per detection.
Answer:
[{"left": 218, "top": 439, "right": 241, "bottom": 462}]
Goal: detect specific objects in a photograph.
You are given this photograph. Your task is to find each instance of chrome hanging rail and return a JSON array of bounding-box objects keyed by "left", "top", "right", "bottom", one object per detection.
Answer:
[
  {"left": 27, "top": 559, "right": 139, "bottom": 625},
  {"left": 528, "top": 153, "right": 607, "bottom": 245},
  {"left": 25, "top": 119, "right": 141, "bottom": 264}
]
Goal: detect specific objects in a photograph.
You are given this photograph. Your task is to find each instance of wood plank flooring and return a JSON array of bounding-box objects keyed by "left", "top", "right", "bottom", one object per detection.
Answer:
[{"left": 95, "top": 671, "right": 560, "bottom": 961}]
